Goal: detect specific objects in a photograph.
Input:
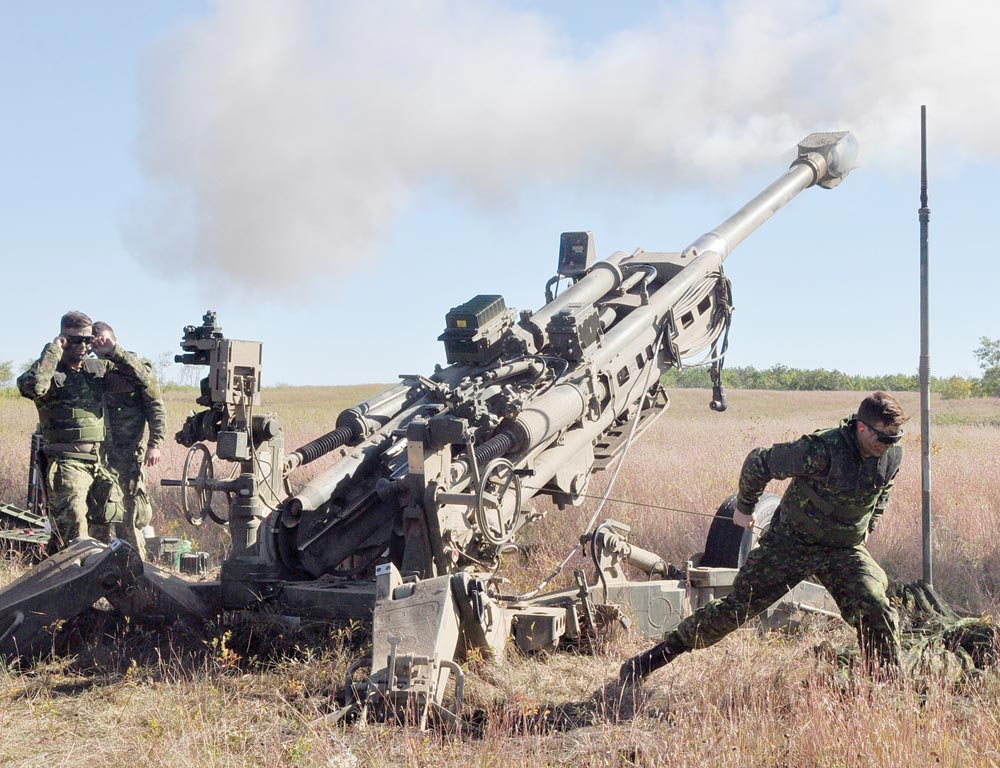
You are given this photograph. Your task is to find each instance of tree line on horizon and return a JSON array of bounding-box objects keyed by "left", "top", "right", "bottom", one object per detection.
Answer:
[
  {"left": 662, "top": 364, "right": 988, "bottom": 399},
  {"left": 2, "top": 337, "right": 998, "bottom": 399},
  {"left": 663, "top": 337, "right": 1000, "bottom": 399}
]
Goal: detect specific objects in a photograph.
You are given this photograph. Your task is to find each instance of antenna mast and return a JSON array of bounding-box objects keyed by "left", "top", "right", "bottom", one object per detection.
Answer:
[{"left": 919, "top": 105, "right": 933, "bottom": 585}]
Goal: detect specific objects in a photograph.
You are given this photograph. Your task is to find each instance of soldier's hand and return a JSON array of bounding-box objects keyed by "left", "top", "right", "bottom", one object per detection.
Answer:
[
  {"left": 92, "top": 335, "right": 115, "bottom": 357},
  {"left": 732, "top": 509, "right": 755, "bottom": 530},
  {"left": 54, "top": 335, "right": 67, "bottom": 348},
  {"left": 146, "top": 447, "right": 162, "bottom": 467}
]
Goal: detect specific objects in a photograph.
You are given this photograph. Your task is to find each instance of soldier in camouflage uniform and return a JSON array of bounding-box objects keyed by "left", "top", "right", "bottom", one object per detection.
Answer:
[
  {"left": 92, "top": 321, "right": 167, "bottom": 561},
  {"left": 17, "top": 311, "right": 154, "bottom": 555},
  {"left": 621, "top": 391, "right": 908, "bottom": 682}
]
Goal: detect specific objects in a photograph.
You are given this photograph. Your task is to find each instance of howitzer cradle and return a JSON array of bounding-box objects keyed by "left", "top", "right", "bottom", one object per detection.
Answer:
[{"left": 0, "top": 132, "right": 856, "bottom": 725}]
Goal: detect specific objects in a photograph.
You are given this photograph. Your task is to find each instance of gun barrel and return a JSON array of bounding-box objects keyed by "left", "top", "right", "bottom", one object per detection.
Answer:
[
  {"left": 599, "top": 132, "right": 860, "bottom": 370},
  {"left": 684, "top": 131, "right": 858, "bottom": 263},
  {"left": 507, "top": 132, "right": 859, "bottom": 458}
]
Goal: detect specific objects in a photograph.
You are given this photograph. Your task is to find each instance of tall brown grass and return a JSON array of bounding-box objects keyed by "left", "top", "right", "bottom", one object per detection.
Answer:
[{"left": 1, "top": 386, "right": 999, "bottom": 767}]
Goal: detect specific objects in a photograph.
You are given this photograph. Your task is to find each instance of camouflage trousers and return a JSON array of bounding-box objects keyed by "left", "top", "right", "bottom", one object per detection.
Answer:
[
  {"left": 44, "top": 451, "right": 124, "bottom": 556},
  {"left": 104, "top": 444, "right": 153, "bottom": 561},
  {"left": 669, "top": 515, "right": 901, "bottom": 668}
]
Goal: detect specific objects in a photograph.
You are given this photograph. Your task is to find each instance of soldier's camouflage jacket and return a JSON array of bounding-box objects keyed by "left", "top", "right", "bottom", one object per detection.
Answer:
[
  {"left": 17, "top": 342, "right": 155, "bottom": 443},
  {"left": 103, "top": 355, "right": 167, "bottom": 457},
  {"left": 736, "top": 415, "right": 902, "bottom": 547}
]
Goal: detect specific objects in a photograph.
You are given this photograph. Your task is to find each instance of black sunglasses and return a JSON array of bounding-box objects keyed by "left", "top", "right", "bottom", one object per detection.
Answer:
[
  {"left": 860, "top": 420, "right": 904, "bottom": 445},
  {"left": 65, "top": 335, "right": 95, "bottom": 345}
]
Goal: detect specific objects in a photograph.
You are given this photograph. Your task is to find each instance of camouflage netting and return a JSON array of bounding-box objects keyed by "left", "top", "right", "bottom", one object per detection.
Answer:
[
  {"left": 818, "top": 580, "right": 999, "bottom": 681},
  {"left": 892, "top": 580, "right": 999, "bottom": 676}
]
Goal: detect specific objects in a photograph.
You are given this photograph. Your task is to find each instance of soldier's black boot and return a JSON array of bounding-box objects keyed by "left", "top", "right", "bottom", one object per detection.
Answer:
[{"left": 619, "top": 637, "right": 686, "bottom": 684}]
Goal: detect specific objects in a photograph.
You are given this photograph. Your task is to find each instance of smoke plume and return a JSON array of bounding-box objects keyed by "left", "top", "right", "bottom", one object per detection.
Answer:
[{"left": 128, "top": 0, "right": 1000, "bottom": 289}]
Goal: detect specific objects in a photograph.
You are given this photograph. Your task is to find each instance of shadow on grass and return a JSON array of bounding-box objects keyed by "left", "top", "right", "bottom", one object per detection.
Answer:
[
  {"left": 450, "top": 676, "right": 675, "bottom": 738},
  {"left": 3, "top": 604, "right": 372, "bottom": 706}
]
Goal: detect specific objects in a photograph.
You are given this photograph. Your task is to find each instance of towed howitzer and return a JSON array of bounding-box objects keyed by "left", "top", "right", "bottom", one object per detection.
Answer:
[{"left": 0, "top": 132, "right": 856, "bottom": 725}]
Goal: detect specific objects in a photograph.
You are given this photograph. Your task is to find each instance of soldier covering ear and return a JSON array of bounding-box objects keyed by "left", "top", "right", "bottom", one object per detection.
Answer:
[
  {"left": 18, "top": 311, "right": 155, "bottom": 555},
  {"left": 91, "top": 320, "right": 167, "bottom": 560}
]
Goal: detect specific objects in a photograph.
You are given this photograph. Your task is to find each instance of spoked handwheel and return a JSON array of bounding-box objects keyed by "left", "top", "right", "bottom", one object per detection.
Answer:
[
  {"left": 180, "top": 443, "right": 230, "bottom": 525},
  {"left": 474, "top": 458, "right": 522, "bottom": 547}
]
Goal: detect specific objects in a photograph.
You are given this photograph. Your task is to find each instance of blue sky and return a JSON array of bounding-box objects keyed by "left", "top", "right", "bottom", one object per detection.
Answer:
[{"left": 2, "top": 1, "right": 998, "bottom": 386}]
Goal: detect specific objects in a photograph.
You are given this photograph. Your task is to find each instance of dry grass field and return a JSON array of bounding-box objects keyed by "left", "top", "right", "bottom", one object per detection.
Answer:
[{"left": 1, "top": 386, "right": 999, "bottom": 767}]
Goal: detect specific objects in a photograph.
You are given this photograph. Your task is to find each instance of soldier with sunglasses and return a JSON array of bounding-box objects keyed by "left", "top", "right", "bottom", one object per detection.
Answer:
[
  {"left": 17, "top": 310, "right": 154, "bottom": 555},
  {"left": 621, "top": 391, "right": 908, "bottom": 683}
]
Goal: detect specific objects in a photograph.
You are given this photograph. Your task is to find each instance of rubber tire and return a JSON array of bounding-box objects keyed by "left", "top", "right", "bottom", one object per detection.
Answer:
[
  {"left": 701, "top": 492, "right": 780, "bottom": 568},
  {"left": 700, "top": 495, "right": 742, "bottom": 567}
]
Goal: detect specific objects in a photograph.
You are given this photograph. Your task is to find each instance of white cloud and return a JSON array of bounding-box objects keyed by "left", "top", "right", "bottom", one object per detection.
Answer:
[{"left": 128, "top": 0, "right": 1000, "bottom": 288}]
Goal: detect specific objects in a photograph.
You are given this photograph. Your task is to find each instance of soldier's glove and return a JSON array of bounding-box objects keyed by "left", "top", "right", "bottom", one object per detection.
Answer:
[{"left": 733, "top": 501, "right": 756, "bottom": 530}]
